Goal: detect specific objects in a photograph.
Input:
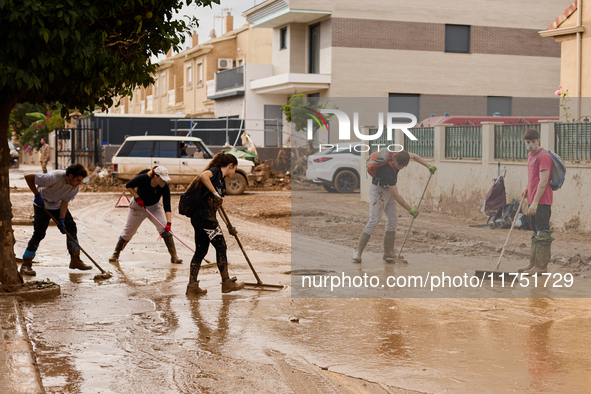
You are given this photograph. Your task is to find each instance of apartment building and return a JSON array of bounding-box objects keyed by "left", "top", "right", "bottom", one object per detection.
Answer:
[
  {"left": 244, "top": 0, "right": 574, "bottom": 143},
  {"left": 113, "top": 14, "right": 272, "bottom": 122}
]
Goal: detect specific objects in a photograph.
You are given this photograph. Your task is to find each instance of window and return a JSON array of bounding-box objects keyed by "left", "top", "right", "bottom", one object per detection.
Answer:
[
  {"left": 309, "top": 23, "right": 320, "bottom": 74},
  {"left": 120, "top": 141, "right": 154, "bottom": 157},
  {"left": 280, "top": 26, "right": 287, "bottom": 50},
  {"left": 186, "top": 66, "right": 192, "bottom": 88},
  {"left": 161, "top": 72, "right": 167, "bottom": 94},
  {"left": 487, "top": 96, "right": 512, "bottom": 116},
  {"left": 153, "top": 141, "right": 178, "bottom": 158},
  {"left": 197, "top": 63, "right": 203, "bottom": 85},
  {"left": 388, "top": 93, "right": 420, "bottom": 120},
  {"left": 445, "top": 24, "right": 470, "bottom": 53}
]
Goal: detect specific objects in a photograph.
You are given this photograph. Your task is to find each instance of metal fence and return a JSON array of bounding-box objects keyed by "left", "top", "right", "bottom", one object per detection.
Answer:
[
  {"left": 54, "top": 127, "right": 102, "bottom": 170},
  {"left": 494, "top": 124, "right": 538, "bottom": 160},
  {"left": 555, "top": 122, "right": 591, "bottom": 161},
  {"left": 445, "top": 126, "right": 482, "bottom": 158},
  {"left": 404, "top": 127, "right": 434, "bottom": 157}
]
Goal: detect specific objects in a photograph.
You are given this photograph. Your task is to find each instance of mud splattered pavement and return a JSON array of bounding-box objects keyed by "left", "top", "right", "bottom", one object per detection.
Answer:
[{"left": 9, "top": 167, "right": 591, "bottom": 393}]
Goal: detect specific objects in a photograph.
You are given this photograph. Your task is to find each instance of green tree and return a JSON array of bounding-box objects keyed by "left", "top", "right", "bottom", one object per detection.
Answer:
[
  {"left": 0, "top": 0, "right": 218, "bottom": 285},
  {"left": 9, "top": 102, "right": 47, "bottom": 140}
]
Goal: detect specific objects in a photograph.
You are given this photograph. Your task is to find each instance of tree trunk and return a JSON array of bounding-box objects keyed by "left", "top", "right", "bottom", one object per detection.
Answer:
[{"left": 0, "top": 98, "right": 23, "bottom": 285}]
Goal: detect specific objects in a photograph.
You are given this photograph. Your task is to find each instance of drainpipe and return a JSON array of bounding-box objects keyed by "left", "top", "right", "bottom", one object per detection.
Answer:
[{"left": 576, "top": 0, "right": 583, "bottom": 120}]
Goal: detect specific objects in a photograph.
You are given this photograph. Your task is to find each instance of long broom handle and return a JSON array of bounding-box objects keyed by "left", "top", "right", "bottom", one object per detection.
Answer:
[
  {"left": 396, "top": 172, "right": 433, "bottom": 259},
  {"left": 142, "top": 205, "right": 216, "bottom": 265},
  {"left": 494, "top": 195, "right": 526, "bottom": 271},
  {"left": 218, "top": 206, "right": 263, "bottom": 285},
  {"left": 42, "top": 207, "right": 107, "bottom": 274},
  {"left": 143, "top": 207, "right": 194, "bottom": 253}
]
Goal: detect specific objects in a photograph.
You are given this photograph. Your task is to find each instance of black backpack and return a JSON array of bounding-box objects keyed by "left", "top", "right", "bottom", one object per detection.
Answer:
[
  {"left": 490, "top": 199, "right": 520, "bottom": 229},
  {"left": 178, "top": 185, "right": 202, "bottom": 217}
]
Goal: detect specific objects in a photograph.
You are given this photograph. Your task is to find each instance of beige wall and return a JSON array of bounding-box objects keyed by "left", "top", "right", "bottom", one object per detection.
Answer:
[
  {"left": 328, "top": 48, "right": 561, "bottom": 97},
  {"left": 290, "top": 0, "right": 574, "bottom": 29}
]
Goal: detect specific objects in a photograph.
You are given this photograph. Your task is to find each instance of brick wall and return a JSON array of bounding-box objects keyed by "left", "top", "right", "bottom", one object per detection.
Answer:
[
  {"left": 331, "top": 18, "right": 560, "bottom": 57},
  {"left": 471, "top": 26, "right": 560, "bottom": 57}
]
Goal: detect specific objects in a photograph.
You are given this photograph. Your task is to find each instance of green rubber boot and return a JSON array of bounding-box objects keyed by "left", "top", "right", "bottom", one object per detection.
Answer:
[
  {"left": 383, "top": 231, "right": 396, "bottom": 263},
  {"left": 517, "top": 234, "right": 537, "bottom": 273},
  {"left": 525, "top": 230, "right": 554, "bottom": 275},
  {"left": 352, "top": 232, "right": 371, "bottom": 263}
]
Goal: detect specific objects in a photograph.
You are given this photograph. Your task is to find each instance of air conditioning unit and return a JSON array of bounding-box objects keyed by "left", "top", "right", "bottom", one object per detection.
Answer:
[{"left": 217, "top": 58, "right": 233, "bottom": 69}]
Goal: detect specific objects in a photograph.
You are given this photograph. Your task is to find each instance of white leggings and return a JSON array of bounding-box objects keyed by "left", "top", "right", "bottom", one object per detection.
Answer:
[
  {"left": 363, "top": 183, "right": 398, "bottom": 235},
  {"left": 120, "top": 199, "right": 167, "bottom": 241}
]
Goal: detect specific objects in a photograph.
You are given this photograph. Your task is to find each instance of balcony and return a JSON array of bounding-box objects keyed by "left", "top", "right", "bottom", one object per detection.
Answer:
[
  {"left": 250, "top": 72, "right": 330, "bottom": 95},
  {"left": 207, "top": 66, "right": 245, "bottom": 100}
]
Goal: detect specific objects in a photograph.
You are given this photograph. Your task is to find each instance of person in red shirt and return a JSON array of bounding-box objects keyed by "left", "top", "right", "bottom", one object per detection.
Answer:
[{"left": 518, "top": 128, "right": 553, "bottom": 274}]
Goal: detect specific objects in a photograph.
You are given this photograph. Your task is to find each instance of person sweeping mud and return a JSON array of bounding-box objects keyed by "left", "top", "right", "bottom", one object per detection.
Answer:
[
  {"left": 518, "top": 128, "right": 554, "bottom": 275},
  {"left": 184, "top": 152, "right": 245, "bottom": 295},
  {"left": 109, "top": 166, "right": 182, "bottom": 264},
  {"left": 352, "top": 149, "right": 436, "bottom": 263},
  {"left": 20, "top": 163, "right": 92, "bottom": 276}
]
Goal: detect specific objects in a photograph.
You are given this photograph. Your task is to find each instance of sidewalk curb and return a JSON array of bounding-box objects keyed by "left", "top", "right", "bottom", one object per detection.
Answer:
[{"left": 0, "top": 297, "right": 45, "bottom": 394}]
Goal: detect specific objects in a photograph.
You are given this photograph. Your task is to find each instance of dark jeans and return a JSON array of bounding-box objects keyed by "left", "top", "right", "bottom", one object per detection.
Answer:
[
  {"left": 189, "top": 217, "right": 228, "bottom": 282},
  {"left": 531, "top": 204, "right": 551, "bottom": 233},
  {"left": 26, "top": 205, "right": 77, "bottom": 252}
]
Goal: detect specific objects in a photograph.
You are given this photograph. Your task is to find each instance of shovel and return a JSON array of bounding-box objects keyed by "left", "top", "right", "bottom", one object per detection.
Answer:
[
  {"left": 218, "top": 206, "right": 284, "bottom": 291},
  {"left": 43, "top": 207, "right": 112, "bottom": 280},
  {"left": 474, "top": 195, "right": 526, "bottom": 281}
]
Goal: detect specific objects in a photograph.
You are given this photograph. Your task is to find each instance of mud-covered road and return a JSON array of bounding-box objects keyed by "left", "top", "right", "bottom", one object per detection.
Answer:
[{"left": 9, "top": 167, "right": 591, "bottom": 393}]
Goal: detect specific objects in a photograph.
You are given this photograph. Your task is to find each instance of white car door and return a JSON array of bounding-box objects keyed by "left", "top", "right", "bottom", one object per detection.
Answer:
[
  {"left": 180, "top": 141, "right": 211, "bottom": 183},
  {"left": 118, "top": 140, "right": 154, "bottom": 180},
  {"left": 151, "top": 140, "right": 181, "bottom": 184}
]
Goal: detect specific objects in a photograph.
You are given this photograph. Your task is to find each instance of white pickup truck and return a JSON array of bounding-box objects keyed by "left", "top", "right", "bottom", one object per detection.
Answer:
[{"left": 111, "top": 136, "right": 255, "bottom": 195}]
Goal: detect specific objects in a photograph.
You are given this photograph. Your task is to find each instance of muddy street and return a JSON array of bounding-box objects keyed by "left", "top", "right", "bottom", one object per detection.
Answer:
[{"left": 8, "top": 168, "right": 591, "bottom": 393}]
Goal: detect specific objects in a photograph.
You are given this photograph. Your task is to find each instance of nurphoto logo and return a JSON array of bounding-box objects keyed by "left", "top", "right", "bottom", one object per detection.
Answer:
[{"left": 305, "top": 109, "right": 418, "bottom": 152}]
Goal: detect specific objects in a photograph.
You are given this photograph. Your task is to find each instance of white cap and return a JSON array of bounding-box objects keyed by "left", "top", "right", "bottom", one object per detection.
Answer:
[{"left": 154, "top": 166, "right": 171, "bottom": 181}]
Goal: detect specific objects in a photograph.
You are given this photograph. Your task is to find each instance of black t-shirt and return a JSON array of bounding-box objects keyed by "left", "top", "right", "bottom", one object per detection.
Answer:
[
  {"left": 372, "top": 164, "right": 398, "bottom": 187},
  {"left": 126, "top": 173, "right": 171, "bottom": 212},
  {"left": 194, "top": 167, "right": 225, "bottom": 222}
]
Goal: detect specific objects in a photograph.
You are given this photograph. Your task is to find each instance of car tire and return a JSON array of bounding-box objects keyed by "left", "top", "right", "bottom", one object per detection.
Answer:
[
  {"left": 225, "top": 173, "right": 247, "bottom": 195},
  {"left": 322, "top": 184, "right": 337, "bottom": 193},
  {"left": 333, "top": 170, "right": 358, "bottom": 193}
]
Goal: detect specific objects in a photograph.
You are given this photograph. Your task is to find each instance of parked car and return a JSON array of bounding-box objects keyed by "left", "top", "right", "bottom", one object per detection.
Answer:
[
  {"left": 8, "top": 140, "right": 19, "bottom": 166},
  {"left": 306, "top": 145, "right": 361, "bottom": 193},
  {"left": 111, "top": 136, "right": 256, "bottom": 195}
]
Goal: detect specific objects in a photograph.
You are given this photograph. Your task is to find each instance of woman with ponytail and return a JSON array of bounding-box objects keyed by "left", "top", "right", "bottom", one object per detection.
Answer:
[{"left": 185, "top": 152, "right": 245, "bottom": 295}]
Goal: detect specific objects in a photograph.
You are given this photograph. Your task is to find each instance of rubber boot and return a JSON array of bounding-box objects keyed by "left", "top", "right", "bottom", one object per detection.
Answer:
[
  {"left": 68, "top": 240, "right": 92, "bottom": 270},
  {"left": 517, "top": 235, "right": 537, "bottom": 273},
  {"left": 383, "top": 231, "right": 397, "bottom": 263},
  {"left": 20, "top": 250, "right": 36, "bottom": 276},
  {"left": 525, "top": 230, "right": 553, "bottom": 275},
  {"left": 221, "top": 277, "right": 245, "bottom": 293},
  {"left": 109, "top": 237, "right": 127, "bottom": 262},
  {"left": 352, "top": 232, "right": 371, "bottom": 263},
  {"left": 163, "top": 234, "right": 183, "bottom": 264},
  {"left": 186, "top": 280, "right": 207, "bottom": 295}
]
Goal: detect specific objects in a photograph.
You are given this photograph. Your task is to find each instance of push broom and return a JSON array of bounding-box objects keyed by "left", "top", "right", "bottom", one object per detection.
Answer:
[
  {"left": 218, "top": 206, "right": 285, "bottom": 291},
  {"left": 43, "top": 208, "right": 113, "bottom": 280}
]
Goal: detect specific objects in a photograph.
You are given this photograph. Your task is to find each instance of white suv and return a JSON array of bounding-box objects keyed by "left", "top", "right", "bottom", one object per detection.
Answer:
[
  {"left": 111, "top": 136, "right": 255, "bottom": 195},
  {"left": 306, "top": 145, "right": 360, "bottom": 193}
]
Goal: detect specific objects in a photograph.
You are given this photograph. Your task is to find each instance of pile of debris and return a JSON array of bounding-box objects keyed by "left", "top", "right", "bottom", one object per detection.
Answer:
[
  {"left": 251, "top": 163, "right": 291, "bottom": 190},
  {"left": 80, "top": 166, "right": 124, "bottom": 192}
]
